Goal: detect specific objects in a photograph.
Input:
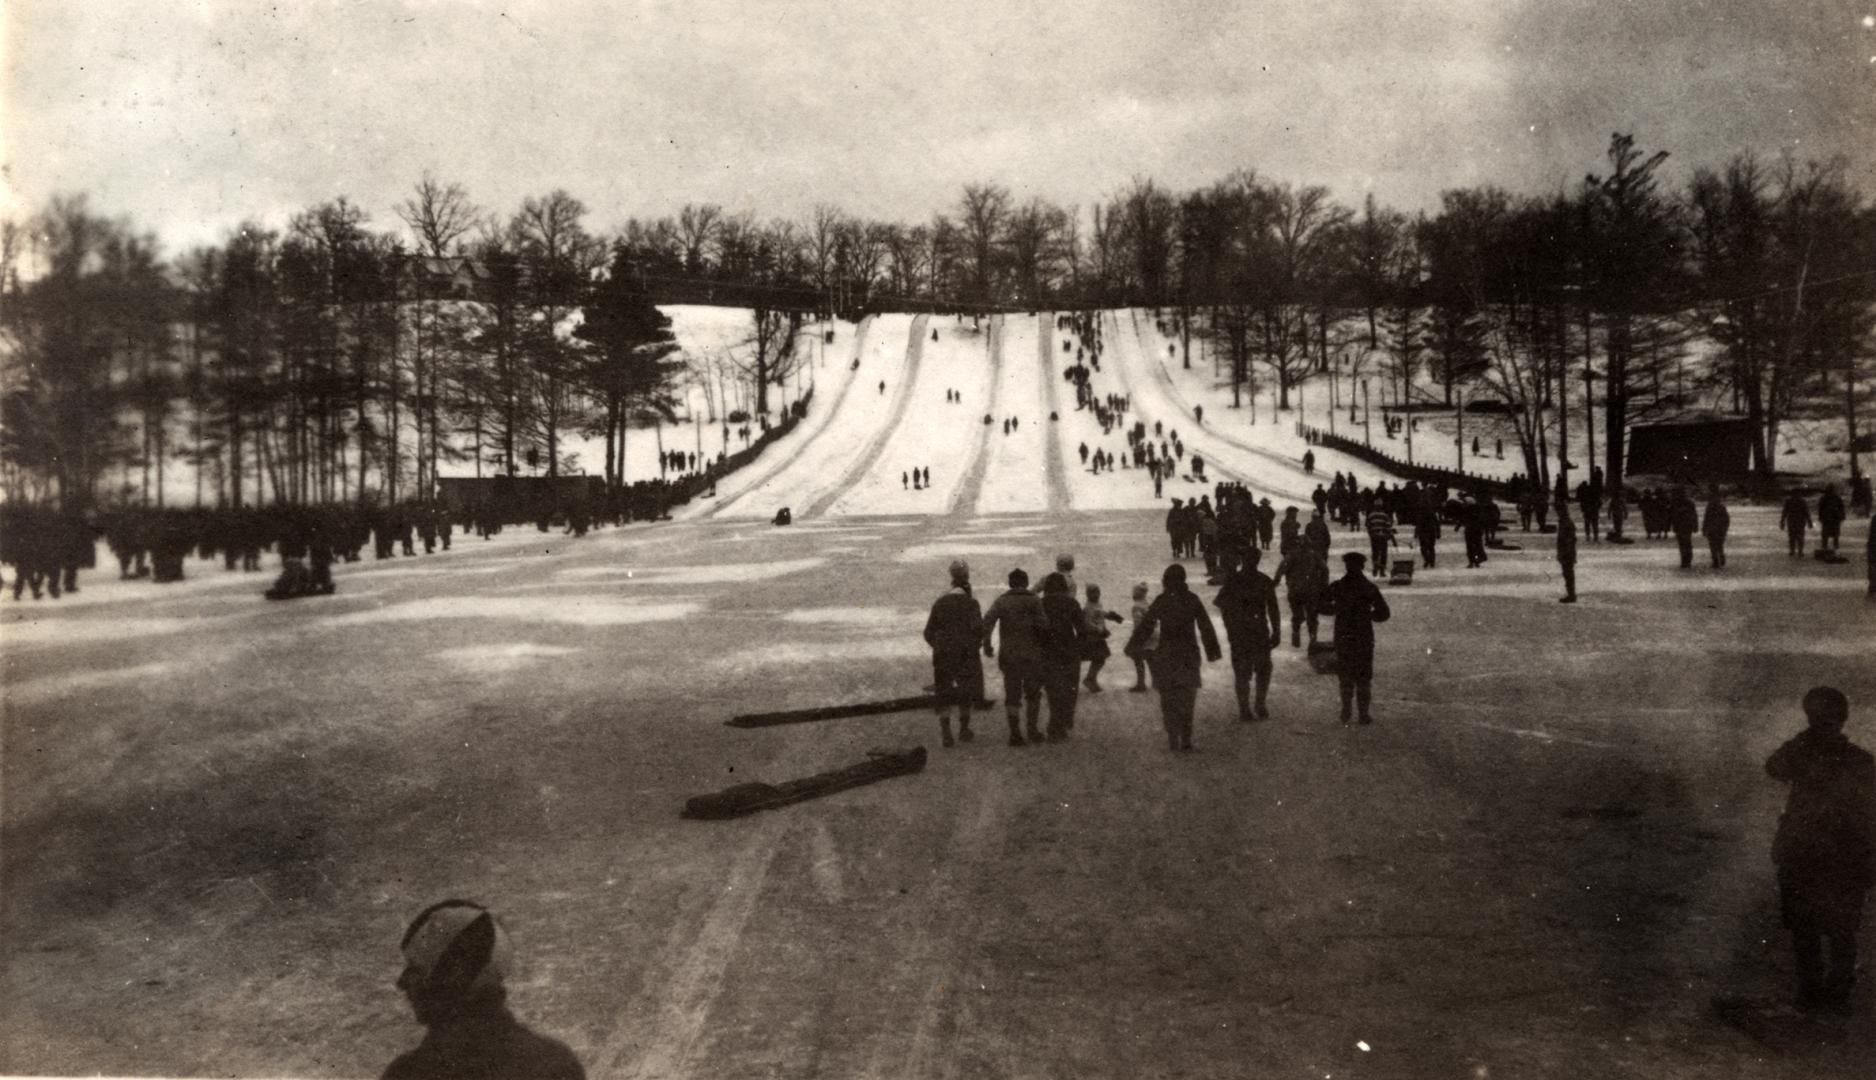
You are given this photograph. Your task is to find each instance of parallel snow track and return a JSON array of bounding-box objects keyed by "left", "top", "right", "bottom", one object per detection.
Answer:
[
  {"left": 705, "top": 316, "right": 876, "bottom": 519},
  {"left": 804, "top": 314, "right": 931, "bottom": 519}
]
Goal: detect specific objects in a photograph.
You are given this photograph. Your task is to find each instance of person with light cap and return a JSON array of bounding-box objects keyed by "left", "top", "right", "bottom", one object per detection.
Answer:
[
  {"left": 1765, "top": 687, "right": 1875, "bottom": 1017},
  {"left": 1054, "top": 553, "right": 1077, "bottom": 599},
  {"left": 383, "top": 900, "right": 584, "bottom": 1080},
  {"left": 1125, "top": 563, "right": 1222, "bottom": 751},
  {"left": 923, "top": 559, "right": 985, "bottom": 748},
  {"left": 1319, "top": 551, "right": 1391, "bottom": 725}
]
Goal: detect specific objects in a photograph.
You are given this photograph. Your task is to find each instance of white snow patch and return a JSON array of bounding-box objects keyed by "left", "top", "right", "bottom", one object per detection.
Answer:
[
  {"left": 326, "top": 596, "right": 701, "bottom": 627},
  {"left": 710, "top": 637, "right": 927, "bottom": 670},
  {"left": 558, "top": 557, "right": 826, "bottom": 584},
  {"left": 437, "top": 642, "right": 579, "bottom": 673},
  {"left": 3, "top": 661, "right": 180, "bottom": 706},
  {"left": 0, "top": 615, "right": 237, "bottom": 648},
  {"left": 893, "top": 542, "right": 1035, "bottom": 564},
  {"left": 780, "top": 606, "right": 920, "bottom": 627}
]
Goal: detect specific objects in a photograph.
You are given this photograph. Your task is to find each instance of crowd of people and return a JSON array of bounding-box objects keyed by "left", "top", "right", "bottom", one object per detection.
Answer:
[{"left": 0, "top": 476, "right": 707, "bottom": 602}]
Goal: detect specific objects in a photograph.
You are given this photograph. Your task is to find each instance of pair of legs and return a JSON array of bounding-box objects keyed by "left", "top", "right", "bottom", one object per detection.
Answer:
[
  {"left": 1289, "top": 600, "right": 1318, "bottom": 646},
  {"left": 1559, "top": 563, "right": 1576, "bottom": 602},
  {"left": 1159, "top": 682, "right": 1198, "bottom": 750},
  {"left": 1369, "top": 538, "right": 1388, "bottom": 569},
  {"left": 1337, "top": 669, "right": 1373, "bottom": 724},
  {"left": 1821, "top": 524, "right": 1840, "bottom": 550},
  {"left": 1788, "top": 528, "right": 1806, "bottom": 556},
  {"left": 1708, "top": 537, "right": 1725, "bottom": 568},
  {"left": 1131, "top": 655, "right": 1151, "bottom": 692},
  {"left": 1041, "top": 659, "right": 1080, "bottom": 740},
  {"left": 1676, "top": 534, "right": 1694, "bottom": 568},
  {"left": 933, "top": 650, "right": 975, "bottom": 748},
  {"left": 999, "top": 660, "right": 1044, "bottom": 745},
  {"left": 1780, "top": 870, "right": 1864, "bottom": 1013},
  {"left": 1233, "top": 650, "right": 1272, "bottom": 721},
  {"left": 1419, "top": 538, "right": 1436, "bottom": 568},
  {"left": 1583, "top": 512, "right": 1600, "bottom": 541}
]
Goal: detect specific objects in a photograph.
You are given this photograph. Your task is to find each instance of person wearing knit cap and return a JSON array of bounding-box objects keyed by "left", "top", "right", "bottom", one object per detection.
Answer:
[
  {"left": 924, "top": 559, "right": 985, "bottom": 747},
  {"left": 383, "top": 900, "right": 584, "bottom": 1080}
]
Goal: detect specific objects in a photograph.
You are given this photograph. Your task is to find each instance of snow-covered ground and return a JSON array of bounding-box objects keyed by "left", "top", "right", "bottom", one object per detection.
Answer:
[
  {"left": 828, "top": 316, "right": 995, "bottom": 516},
  {"left": 7, "top": 496, "right": 1875, "bottom": 1079},
  {"left": 710, "top": 314, "right": 921, "bottom": 519}
]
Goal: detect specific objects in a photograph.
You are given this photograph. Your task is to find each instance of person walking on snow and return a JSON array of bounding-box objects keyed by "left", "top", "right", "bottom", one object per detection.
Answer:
[
  {"left": 982, "top": 568, "right": 1049, "bottom": 746},
  {"left": 1081, "top": 583, "right": 1125, "bottom": 692},
  {"left": 1273, "top": 540, "right": 1328, "bottom": 647},
  {"left": 1320, "top": 552, "right": 1391, "bottom": 725},
  {"left": 1765, "top": 687, "right": 1875, "bottom": 1016},
  {"left": 1038, "top": 573, "right": 1087, "bottom": 741},
  {"left": 1125, "top": 563, "right": 1221, "bottom": 751},
  {"left": 1702, "top": 488, "right": 1731, "bottom": 569},
  {"left": 1781, "top": 491, "right": 1814, "bottom": 557},
  {"left": 1555, "top": 504, "right": 1578, "bottom": 603},
  {"left": 1126, "top": 582, "right": 1155, "bottom": 692},
  {"left": 1215, "top": 549, "right": 1282, "bottom": 722},
  {"left": 1670, "top": 487, "right": 1699, "bottom": 569},
  {"left": 1819, "top": 484, "right": 1846, "bottom": 551},
  {"left": 924, "top": 559, "right": 985, "bottom": 748}
]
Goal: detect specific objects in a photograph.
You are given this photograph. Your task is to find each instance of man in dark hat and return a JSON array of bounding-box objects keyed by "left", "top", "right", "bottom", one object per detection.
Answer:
[
  {"left": 1125, "top": 563, "right": 1221, "bottom": 751},
  {"left": 1765, "top": 688, "right": 1875, "bottom": 1016},
  {"left": 1320, "top": 552, "right": 1391, "bottom": 724},
  {"left": 383, "top": 900, "right": 585, "bottom": 1080},
  {"left": 924, "top": 559, "right": 984, "bottom": 748}
]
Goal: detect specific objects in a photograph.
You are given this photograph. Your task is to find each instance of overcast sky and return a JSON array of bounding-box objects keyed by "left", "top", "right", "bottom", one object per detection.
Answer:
[{"left": 5, "top": 0, "right": 1873, "bottom": 255}]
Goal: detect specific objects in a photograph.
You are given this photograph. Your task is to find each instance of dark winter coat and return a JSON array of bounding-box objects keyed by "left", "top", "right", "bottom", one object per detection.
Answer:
[
  {"left": 1669, "top": 495, "right": 1699, "bottom": 538},
  {"left": 1818, "top": 491, "right": 1846, "bottom": 528},
  {"left": 1039, "top": 591, "right": 1088, "bottom": 665},
  {"left": 1214, "top": 568, "right": 1282, "bottom": 657},
  {"left": 1320, "top": 571, "right": 1391, "bottom": 678},
  {"left": 982, "top": 587, "right": 1048, "bottom": 667},
  {"left": 1780, "top": 495, "right": 1813, "bottom": 533},
  {"left": 1273, "top": 548, "right": 1328, "bottom": 601},
  {"left": 924, "top": 588, "right": 984, "bottom": 654},
  {"left": 1125, "top": 585, "right": 1221, "bottom": 690},
  {"left": 1767, "top": 729, "right": 1876, "bottom": 890},
  {"left": 383, "top": 1000, "right": 585, "bottom": 1080}
]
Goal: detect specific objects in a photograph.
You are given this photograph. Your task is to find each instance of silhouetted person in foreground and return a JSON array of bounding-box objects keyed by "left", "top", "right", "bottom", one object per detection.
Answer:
[
  {"left": 1215, "top": 549, "right": 1281, "bottom": 722},
  {"left": 1320, "top": 551, "right": 1390, "bottom": 725},
  {"left": 924, "top": 559, "right": 984, "bottom": 748},
  {"left": 1126, "top": 563, "right": 1220, "bottom": 751},
  {"left": 1765, "top": 688, "right": 1875, "bottom": 1017},
  {"left": 384, "top": 900, "right": 584, "bottom": 1080}
]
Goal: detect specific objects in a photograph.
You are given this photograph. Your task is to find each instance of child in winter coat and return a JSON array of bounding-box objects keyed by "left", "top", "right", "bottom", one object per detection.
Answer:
[
  {"left": 1126, "top": 582, "right": 1155, "bottom": 692},
  {"left": 1080, "top": 584, "right": 1126, "bottom": 692}
]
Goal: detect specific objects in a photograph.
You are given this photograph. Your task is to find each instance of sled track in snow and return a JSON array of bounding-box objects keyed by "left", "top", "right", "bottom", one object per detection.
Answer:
[
  {"left": 1123, "top": 310, "right": 1323, "bottom": 503},
  {"left": 704, "top": 317, "right": 875, "bottom": 520},
  {"left": 946, "top": 314, "right": 1006, "bottom": 515},
  {"left": 1037, "top": 314, "right": 1072, "bottom": 513},
  {"left": 804, "top": 313, "right": 931, "bottom": 519},
  {"left": 1098, "top": 311, "right": 1258, "bottom": 495}
]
